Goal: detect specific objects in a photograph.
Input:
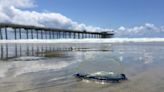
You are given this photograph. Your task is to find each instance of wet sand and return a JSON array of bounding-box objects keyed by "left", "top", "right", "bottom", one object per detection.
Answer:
[{"left": 0, "top": 43, "right": 164, "bottom": 92}]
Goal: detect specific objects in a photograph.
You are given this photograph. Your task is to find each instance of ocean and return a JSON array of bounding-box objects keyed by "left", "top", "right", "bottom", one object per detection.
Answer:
[{"left": 0, "top": 39, "right": 164, "bottom": 92}]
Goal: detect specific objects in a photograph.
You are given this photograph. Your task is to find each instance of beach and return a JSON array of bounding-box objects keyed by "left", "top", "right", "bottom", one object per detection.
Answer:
[{"left": 0, "top": 41, "right": 164, "bottom": 92}]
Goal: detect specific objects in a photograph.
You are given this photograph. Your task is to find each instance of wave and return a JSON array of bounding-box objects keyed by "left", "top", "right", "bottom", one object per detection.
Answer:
[{"left": 1, "top": 38, "right": 164, "bottom": 43}]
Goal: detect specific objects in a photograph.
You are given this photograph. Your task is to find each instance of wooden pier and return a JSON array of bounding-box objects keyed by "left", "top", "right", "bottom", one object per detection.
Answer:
[{"left": 0, "top": 23, "right": 114, "bottom": 40}]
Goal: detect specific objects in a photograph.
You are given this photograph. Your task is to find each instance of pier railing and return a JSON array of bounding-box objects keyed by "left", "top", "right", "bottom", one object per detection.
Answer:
[{"left": 0, "top": 23, "right": 114, "bottom": 40}]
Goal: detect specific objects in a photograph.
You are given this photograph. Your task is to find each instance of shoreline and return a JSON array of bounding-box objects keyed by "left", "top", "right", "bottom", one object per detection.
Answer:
[{"left": 0, "top": 38, "right": 164, "bottom": 44}]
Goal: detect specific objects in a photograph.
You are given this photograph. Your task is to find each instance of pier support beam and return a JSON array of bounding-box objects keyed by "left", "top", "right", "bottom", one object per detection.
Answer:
[
  {"left": 66, "top": 32, "right": 68, "bottom": 38},
  {"left": 45, "top": 31, "right": 48, "bottom": 39},
  {"left": 62, "top": 32, "right": 64, "bottom": 38},
  {"left": 49, "top": 31, "right": 51, "bottom": 39},
  {"left": 90, "top": 34, "right": 92, "bottom": 38},
  {"left": 19, "top": 28, "right": 21, "bottom": 39},
  {"left": 5, "top": 27, "right": 8, "bottom": 40},
  {"left": 36, "top": 30, "right": 39, "bottom": 39},
  {"left": 41, "top": 30, "right": 43, "bottom": 39},
  {"left": 92, "top": 34, "right": 94, "bottom": 38},
  {"left": 82, "top": 33, "right": 84, "bottom": 39},
  {"left": 78, "top": 33, "right": 80, "bottom": 39},
  {"left": 85, "top": 34, "right": 88, "bottom": 38},
  {"left": 14, "top": 28, "right": 17, "bottom": 40},
  {"left": 69, "top": 32, "right": 71, "bottom": 38},
  {"left": 59, "top": 32, "right": 61, "bottom": 39},
  {"left": 73, "top": 32, "right": 76, "bottom": 39},
  {"left": 63, "top": 32, "right": 66, "bottom": 38},
  {"left": 26, "top": 29, "right": 29, "bottom": 39},
  {"left": 63, "top": 32, "right": 65, "bottom": 38},
  {"left": 31, "top": 29, "right": 33, "bottom": 39},
  {"left": 56, "top": 32, "right": 59, "bottom": 39},
  {"left": 53, "top": 31, "right": 55, "bottom": 39},
  {"left": 58, "top": 32, "right": 61, "bottom": 39},
  {"left": 0, "top": 28, "right": 3, "bottom": 39}
]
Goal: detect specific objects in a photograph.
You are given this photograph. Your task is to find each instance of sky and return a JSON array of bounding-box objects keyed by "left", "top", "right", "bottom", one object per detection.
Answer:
[
  {"left": 35, "top": 0, "right": 164, "bottom": 28},
  {"left": 0, "top": 0, "right": 164, "bottom": 37}
]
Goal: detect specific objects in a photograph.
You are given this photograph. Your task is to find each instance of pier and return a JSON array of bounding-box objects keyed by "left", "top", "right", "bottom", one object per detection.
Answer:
[{"left": 0, "top": 23, "right": 114, "bottom": 40}]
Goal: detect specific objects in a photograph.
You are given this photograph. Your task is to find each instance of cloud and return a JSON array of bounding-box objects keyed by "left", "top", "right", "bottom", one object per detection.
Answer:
[
  {"left": 115, "top": 23, "right": 164, "bottom": 37},
  {"left": 0, "top": 0, "right": 112, "bottom": 32},
  {"left": 0, "top": 0, "right": 35, "bottom": 8}
]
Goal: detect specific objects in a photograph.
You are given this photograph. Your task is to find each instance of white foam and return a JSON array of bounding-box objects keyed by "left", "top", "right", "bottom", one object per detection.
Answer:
[
  {"left": 1, "top": 38, "right": 164, "bottom": 44},
  {"left": 11, "top": 56, "right": 45, "bottom": 61}
]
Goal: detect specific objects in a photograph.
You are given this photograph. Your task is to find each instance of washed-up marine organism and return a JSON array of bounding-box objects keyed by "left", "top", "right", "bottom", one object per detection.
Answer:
[{"left": 74, "top": 71, "right": 127, "bottom": 83}]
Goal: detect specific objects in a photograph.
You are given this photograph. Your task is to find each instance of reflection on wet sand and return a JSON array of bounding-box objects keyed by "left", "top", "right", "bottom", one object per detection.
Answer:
[
  {"left": 0, "top": 43, "right": 164, "bottom": 92},
  {"left": 0, "top": 44, "right": 68, "bottom": 60},
  {"left": 0, "top": 44, "right": 113, "bottom": 61}
]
